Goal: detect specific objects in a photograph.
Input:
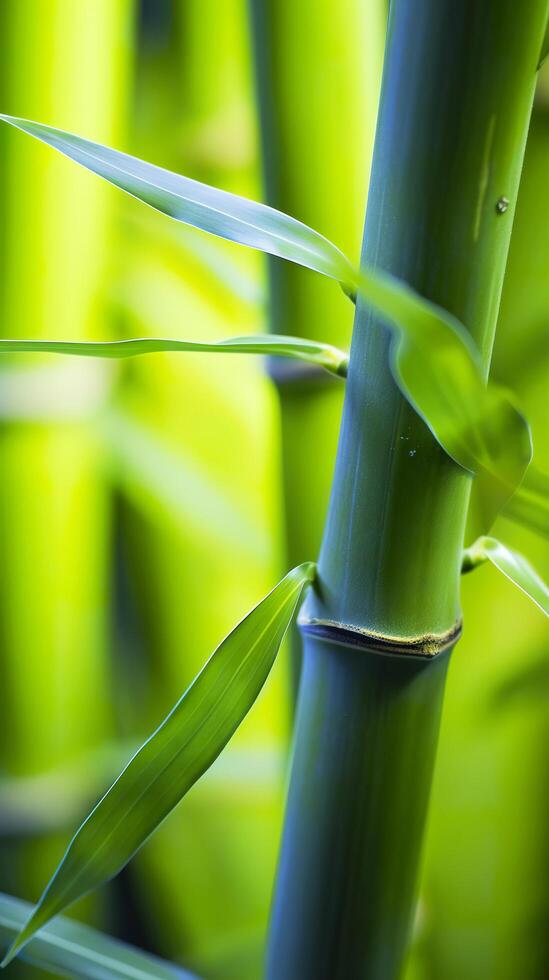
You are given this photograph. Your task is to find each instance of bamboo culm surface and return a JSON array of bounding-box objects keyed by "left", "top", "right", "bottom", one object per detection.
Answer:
[{"left": 267, "top": 2, "right": 549, "bottom": 978}]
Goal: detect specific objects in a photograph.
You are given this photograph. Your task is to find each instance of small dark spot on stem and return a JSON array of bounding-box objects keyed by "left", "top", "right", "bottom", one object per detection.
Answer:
[{"left": 495, "top": 196, "right": 509, "bottom": 215}]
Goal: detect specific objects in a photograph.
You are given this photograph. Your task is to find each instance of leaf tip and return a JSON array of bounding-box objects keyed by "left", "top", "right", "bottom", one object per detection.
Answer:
[
  {"left": 0, "top": 114, "right": 36, "bottom": 134},
  {"left": 0, "top": 114, "right": 26, "bottom": 134},
  {"left": 0, "top": 903, "right": 47, "bottom": 968},
  {"left": 1, "top": 934, "right": 26, "bottom": 969}
]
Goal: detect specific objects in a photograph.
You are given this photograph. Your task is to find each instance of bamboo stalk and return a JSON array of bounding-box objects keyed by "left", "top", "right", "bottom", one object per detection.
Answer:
[
  {"left": 0, "top": 0, "right": 132, "bottom": 925},
  {"left": 176, "top": 0, "right": 257, "bottom": 193},
  {"left": 267, "top": 3, "right": 549, "bottom": 977},
  {"left": 410, "top": 97, "right": 549, "bottom": 980},
  {"left": 270, "top": 639, "right": 451, "bottom": 979},
  {"left": 249, "top": 0, "right": 385, "bottom": 690}
]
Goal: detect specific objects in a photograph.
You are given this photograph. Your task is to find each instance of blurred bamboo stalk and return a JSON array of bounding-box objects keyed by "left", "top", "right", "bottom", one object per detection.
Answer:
[
  {"left": 249, "top": 0, "right": 385, "bottom": 687},
  {"left": 113, "top": 3, "right": 284, "bottom": 976},
  {"left": 0, "top": 0, "right": 133, "bottom": 938},
  {"left": 176, "top": 0, "right": 257, "bottom": 193}
]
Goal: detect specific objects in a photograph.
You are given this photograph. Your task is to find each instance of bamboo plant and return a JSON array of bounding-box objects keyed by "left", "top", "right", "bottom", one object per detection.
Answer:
[
  {"left": 1, "top": 2, "right": 549, "bottom": 979},
  {"left": 408, "top": 89, "right": 549, "bottom": 980}
]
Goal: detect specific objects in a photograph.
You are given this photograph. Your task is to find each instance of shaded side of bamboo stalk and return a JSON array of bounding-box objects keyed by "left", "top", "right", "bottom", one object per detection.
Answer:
[{"left": 409, "top": 93, "right": 549, "bottom": 980}]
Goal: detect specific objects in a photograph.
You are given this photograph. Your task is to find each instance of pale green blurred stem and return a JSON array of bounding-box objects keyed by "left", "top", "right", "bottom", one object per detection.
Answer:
[
  {"left": 249, "top": 0, "right": 385, "bottom": 687},
  {"left": 176, "top": 0, "right": 257, "bottom": 193},
  {"left": 116, "top": 4, "right": 283, "bottom": 976},
  {"left": 0, "top": 0, "right": 132, "bottom": 921}
]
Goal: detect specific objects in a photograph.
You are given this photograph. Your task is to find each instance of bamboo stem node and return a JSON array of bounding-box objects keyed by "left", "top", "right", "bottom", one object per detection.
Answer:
[{"left": 298, "top": 614, "right": 463, "bottom": 659}]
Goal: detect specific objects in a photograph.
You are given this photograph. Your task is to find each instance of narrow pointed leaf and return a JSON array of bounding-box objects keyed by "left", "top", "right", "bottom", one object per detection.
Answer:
[
  {"left": 0, "top": 114, "right": 532, "bottom": 521},
  {"left": 462, "top": 536, "right": 549, "bottom": 615},
  {"left": 2, "top": 563, "right": 315, "bottom": 966},
  {"left": 352, "top": 269, "right": 533, "bottom": 525},
  {"left": 0, "top": 334, "right": 348, "bottom": 377},
  {"left": 0, "top": 892, "right": 197, "bottom": 979},
  {"left": 0, "top": 114, "right": 355, "bottom": 290}
]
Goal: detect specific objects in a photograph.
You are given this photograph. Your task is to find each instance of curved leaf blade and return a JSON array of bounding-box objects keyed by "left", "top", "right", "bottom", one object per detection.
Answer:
[
  {"left": 0, "top": 114, "right": 355, "bottom": 290},
  {"left": 0, "top": 334, "right": 348, "bottom": 377},
  {"left": 1, "top": 563, "right": 315, "bottom": 966},
  {"left": 0, "top": 114, "right": 532, "bottom": 521},
  {"left": 462, "top": 535, "right": 549, "bottom": 615},
  {"left": 0, "top": 893, "right": 197, "bottom": 979},
  {"left": 353, "top": 269, "right": 533, "bottom": 525}
]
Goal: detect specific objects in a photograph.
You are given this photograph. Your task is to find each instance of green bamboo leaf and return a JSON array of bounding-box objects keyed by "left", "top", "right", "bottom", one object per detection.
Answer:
[
  {"left": 0, "top": 334, "right": 348, "bottom": 377},
  {"left": 462, "top": 535, "right": 549, "bottom": 616},
  {"left": 0, "top": 114, "right": 356, "bottom": 291},
  {"left": 0, "top": 115, "right": 534, "bottom": 520},
  {"left": 353, "top": 269, "right": 533, "bottom": 524},
  {"left": 0, "top": 892, "right": 197, "bottom": 979},
  {"left": 1, "top": 563, "right": 315, "bottom": 967}
]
